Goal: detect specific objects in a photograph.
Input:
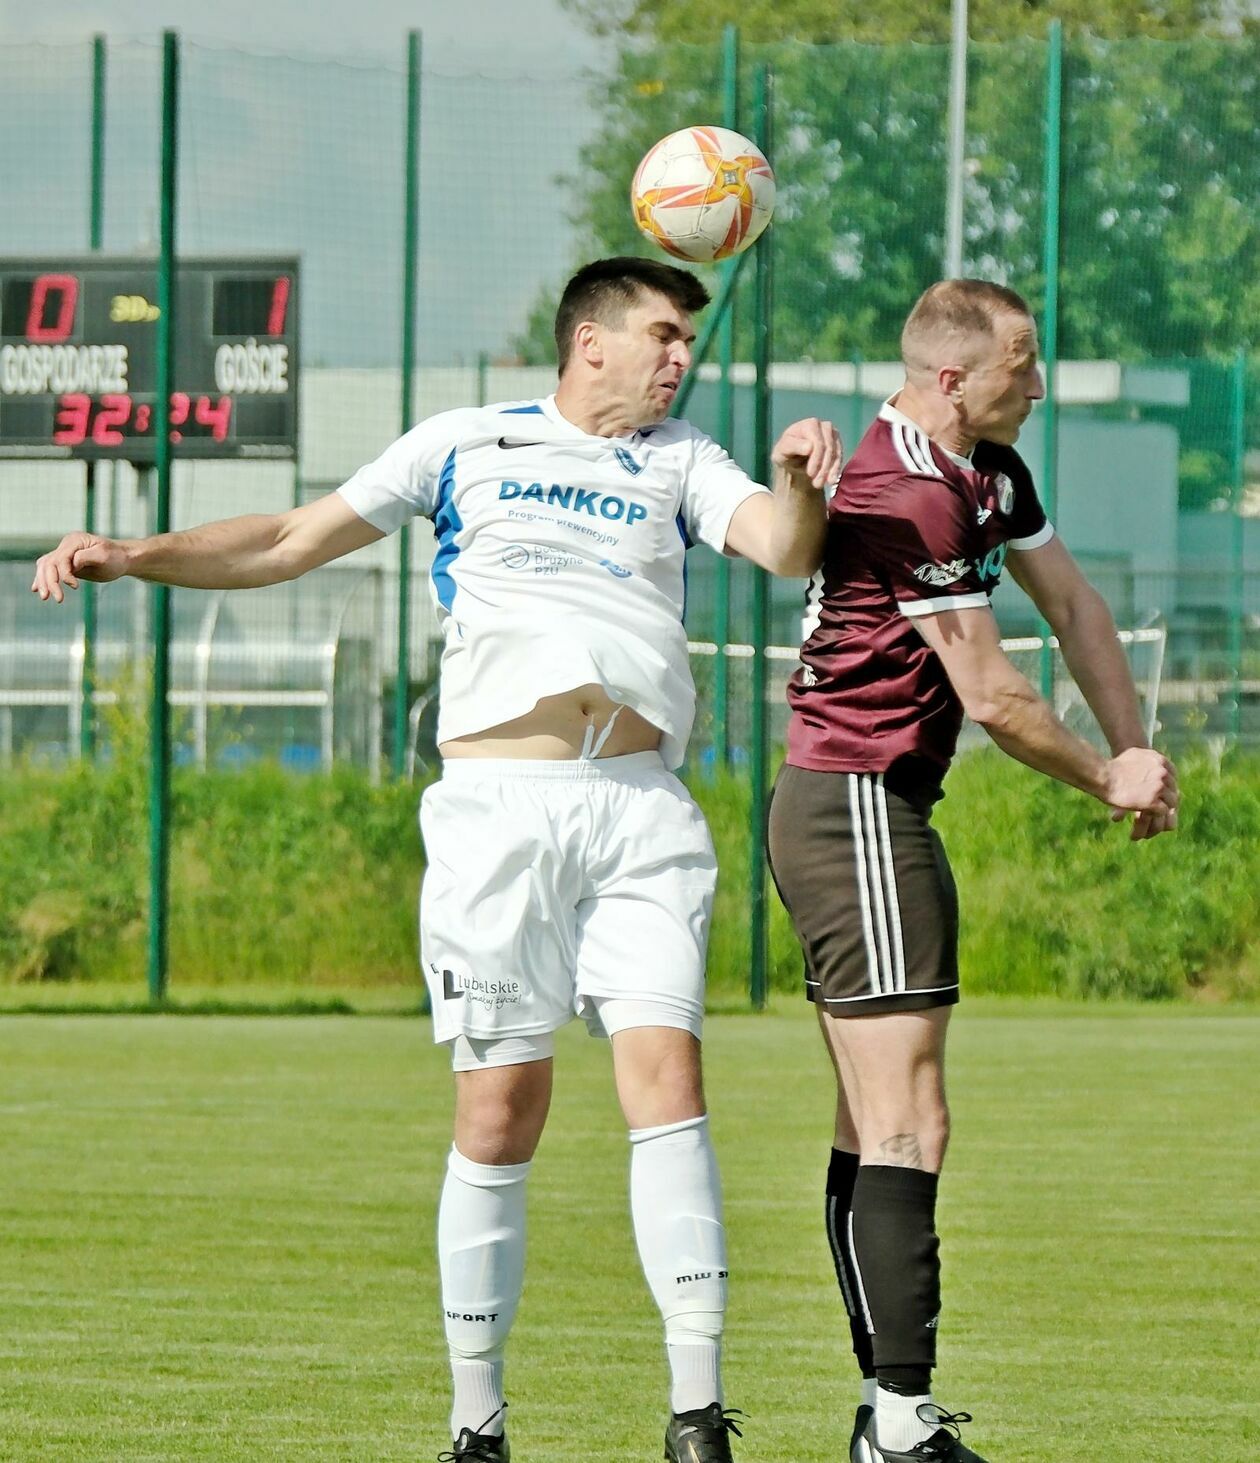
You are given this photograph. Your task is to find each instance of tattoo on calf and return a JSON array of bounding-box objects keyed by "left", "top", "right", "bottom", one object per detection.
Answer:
[{"left": 877, "top": 1132, "right": 925, "bottom": 1169}]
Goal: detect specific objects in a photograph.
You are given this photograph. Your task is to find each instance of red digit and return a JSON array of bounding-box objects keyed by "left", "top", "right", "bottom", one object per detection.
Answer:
[
  {"left": 266, "top": 276, "right": 290, "bottom": 336},
  {"left": 134, "top": 403, "right": 152, "bottom": 433},
  {"left": 92, "top": 393, "right": 132, "bottom": 445},
  {"left": 27, "top": 274, "right": 79, "bottom": 342},
  {"left": 194, "top": 395, "right": 233, "bottom": 441},
  {"left": 168, "top": 391, "right": 190, "bottom": 443},
  {"left": 53, "top": 393, "right": 91, "bottom": 445}
]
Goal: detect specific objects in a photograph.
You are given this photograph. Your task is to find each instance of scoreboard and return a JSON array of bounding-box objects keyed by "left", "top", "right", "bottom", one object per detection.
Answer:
[{"left": 0, "top": 256, "right": 299, "bottom": 462}]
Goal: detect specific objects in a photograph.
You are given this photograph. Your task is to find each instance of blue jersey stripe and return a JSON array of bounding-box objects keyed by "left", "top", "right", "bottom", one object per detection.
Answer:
[
  {"left": 430, "top": 446, "right": 462, "bottom": 612},
  {"left": 676, "top": 511, "right": 691, "bottom": 621},
  {"left": 499, "top": 403, "right": 544, "bottom": 414}
]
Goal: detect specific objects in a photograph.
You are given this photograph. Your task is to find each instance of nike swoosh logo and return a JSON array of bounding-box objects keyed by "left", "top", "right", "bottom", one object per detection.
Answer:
[{"left": 498, "top": 437, "right": 543, "bottom": 450}]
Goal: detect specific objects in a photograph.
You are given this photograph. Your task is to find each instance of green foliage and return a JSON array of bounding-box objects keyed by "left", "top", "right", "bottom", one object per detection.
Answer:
[
  {"left": 520, "top": 12, "right": 1260, "bottom": 505},
  {"left": 696, "top": 748, "right": 1260, "bottom": 1004},
  {"left": 564, "top": 0, "right": 1247, "bottom": 44},
  {"left": 3, "top": 746, "right": 1259, "bottom": 1002},
  {"left": 0, "top": 750, "right": 424, "bottom": 989}
]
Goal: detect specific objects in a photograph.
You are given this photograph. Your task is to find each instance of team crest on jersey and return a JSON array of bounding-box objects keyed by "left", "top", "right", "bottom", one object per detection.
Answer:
[
  {"left": 613, "top": 446, "right": 644, "bottom": 477},
  {"left": 994, "top": 473, "right": 1015, "bottom": 516}
]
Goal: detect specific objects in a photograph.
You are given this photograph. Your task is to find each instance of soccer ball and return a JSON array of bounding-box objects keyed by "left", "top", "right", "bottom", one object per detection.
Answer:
[{"left": 631, "top": 125, "right": 775, "bottom": 263}]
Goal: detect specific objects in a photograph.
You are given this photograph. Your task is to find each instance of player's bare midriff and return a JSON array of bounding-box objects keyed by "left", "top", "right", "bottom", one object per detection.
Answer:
[{"left": 439, "top": 683, "right": 662, "bottom": 760}]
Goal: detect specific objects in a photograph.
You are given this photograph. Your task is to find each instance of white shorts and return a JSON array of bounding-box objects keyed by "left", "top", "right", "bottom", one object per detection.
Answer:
[{"left": 419, "top": 751, "right": 717, "bottom": 1051}]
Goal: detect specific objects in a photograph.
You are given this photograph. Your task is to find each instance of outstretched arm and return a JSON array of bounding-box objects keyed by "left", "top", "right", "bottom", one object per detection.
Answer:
[
  {"left": 723, "top": 416, "right": 840, "bottom": 577},
  {"left": 914, "top": 602, "right": 1178, "bottom": 840},
  {"left": 32, "top": 491, "right": 384, "bottom": 602},
  {"left": 1006, "top": 536, "right": 1148, "bottom": 753}
]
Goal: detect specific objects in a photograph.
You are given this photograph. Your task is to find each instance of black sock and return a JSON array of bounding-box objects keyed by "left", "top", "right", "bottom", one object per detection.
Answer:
[
  {"left": 825, "top": 1147, "right": 876, "bottom": 1380},
  {"left": 849, "top": 1164, "right": 940, "bottom": 1396}
]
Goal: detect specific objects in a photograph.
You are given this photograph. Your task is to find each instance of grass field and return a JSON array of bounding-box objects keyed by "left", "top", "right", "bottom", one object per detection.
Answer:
[{"left": 1, "top": 1003, "right": 1256, "bottom": 1461}]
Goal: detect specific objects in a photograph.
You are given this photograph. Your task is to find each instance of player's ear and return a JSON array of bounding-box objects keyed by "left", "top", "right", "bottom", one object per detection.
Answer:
[
  {"left": 574, "top": 320, "right": 603, "bottom": 367},
  {"left": 939, "top": 364, "right": 965, "bottom": 401}
]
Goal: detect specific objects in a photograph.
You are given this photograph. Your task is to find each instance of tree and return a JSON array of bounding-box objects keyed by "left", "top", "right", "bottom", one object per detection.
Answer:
[{"left": 512, "top": 2, "right": 1257, "bottom": 508}]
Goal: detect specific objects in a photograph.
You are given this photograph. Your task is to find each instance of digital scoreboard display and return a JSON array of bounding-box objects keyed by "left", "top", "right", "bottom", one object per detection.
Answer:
[{"left": 0, "top": 256, "right": 299, "bottom": 461}]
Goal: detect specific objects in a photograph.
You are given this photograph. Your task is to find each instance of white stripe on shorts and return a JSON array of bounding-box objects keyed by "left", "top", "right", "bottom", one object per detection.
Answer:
[
  {"left": 873, "top": 775, "right": 907, "bottom": 993},
  {"left": 859, "top": 775, "right": 895, "bottom": 995},
  {"left": 847, "top": 774, "right": 883, "bottom": 996},
  {"left": 847, "top": 772, "right": 908, "bottom": 997}
]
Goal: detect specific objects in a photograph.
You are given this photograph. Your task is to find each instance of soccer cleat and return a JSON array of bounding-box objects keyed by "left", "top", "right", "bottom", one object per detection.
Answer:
[
  {"left": 856, "top": 1404, "right": 989, "bottom": 1462},
  {"left": 437, "top": 1420, "right": 510, "bottom": 1462},
  {"left": 664, "top": 1402, "right": 744, "bottom": 1462},
  {"left": 850, "top": 1403, "right": 876, "bottom": 1462}
]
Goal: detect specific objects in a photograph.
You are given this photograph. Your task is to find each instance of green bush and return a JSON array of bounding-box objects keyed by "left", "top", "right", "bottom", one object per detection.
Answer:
[
  {"left": 694, "top": 749, "right": 1260, "bottom": 1003},
  {"left": 2, "top": 744, "right": 1257, "bottom": 1002}
]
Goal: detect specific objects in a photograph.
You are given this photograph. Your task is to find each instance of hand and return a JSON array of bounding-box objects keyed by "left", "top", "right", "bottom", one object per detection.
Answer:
[
  {"left": 31, "top": 533, "right": 129, "bottom": 603},
  {"left": 1102, "top": 747, "right": 1179, "bottom": 835},
  {"left": 771, "top": 417, "right": 842, "bottom": 490},
  {"left": 1111, "top": 805, "right": 1178, "bottom": 841}
]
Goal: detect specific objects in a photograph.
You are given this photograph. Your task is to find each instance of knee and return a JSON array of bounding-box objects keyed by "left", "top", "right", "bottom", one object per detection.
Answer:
[
  {"left": 455, "top": 1064, "right": 551, "bottom": 1164},
  {"left": 863, "top": 1095, "right": 950, "bottom": 1172}
]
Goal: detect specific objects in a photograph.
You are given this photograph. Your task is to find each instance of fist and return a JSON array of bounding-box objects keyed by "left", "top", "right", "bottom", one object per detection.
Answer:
[{"left": 771, "top": 417, "right": 842, "bottom": 490}]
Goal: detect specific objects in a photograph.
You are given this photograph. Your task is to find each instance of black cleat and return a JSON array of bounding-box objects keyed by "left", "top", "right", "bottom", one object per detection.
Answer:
[
  {"left": 850, "top": 1403, "right": 876, "bottom": 1462},
  {"left": 855, "top": 1404, "right": 989, "bottom": 1462},
  {"left": 438, "top": 1414, "right": 510, "bottom": 1462},
  {"left": 664, "top": 1403, "right": 744, "bottom": 1462}
]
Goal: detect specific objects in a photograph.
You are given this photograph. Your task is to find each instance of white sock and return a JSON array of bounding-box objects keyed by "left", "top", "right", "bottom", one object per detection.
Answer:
[
  {"left": 629, "top": 1114, "right": 727, "bottom": 1416},
  {"left": 875, "top": 1386, "right": 936, "bottom": 1453},
  {"left": 438, "top": 1145, "right": 530, "bottom": 1439}
]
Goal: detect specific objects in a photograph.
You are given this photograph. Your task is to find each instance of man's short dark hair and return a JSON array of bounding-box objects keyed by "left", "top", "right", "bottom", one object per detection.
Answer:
[{"left": 554, "top": 256, "right": 710, "bottom": 373}]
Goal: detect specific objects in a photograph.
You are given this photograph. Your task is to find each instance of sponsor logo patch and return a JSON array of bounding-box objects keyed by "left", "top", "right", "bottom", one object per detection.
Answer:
[{"left": 913, "top": 558, "right": 969, "bottom": 588}]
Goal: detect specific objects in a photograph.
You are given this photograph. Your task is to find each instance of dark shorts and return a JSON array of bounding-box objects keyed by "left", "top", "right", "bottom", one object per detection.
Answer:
[{"left": 767, "top": 763, "right": 960, "bottom": 1015}]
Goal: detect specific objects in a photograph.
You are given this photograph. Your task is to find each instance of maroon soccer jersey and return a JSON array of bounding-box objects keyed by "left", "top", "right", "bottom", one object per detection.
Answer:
[{"left": 785, "top": 399, "right": 1053, "bottom": 778}]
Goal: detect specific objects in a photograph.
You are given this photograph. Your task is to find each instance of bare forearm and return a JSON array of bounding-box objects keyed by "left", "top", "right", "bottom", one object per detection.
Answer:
[
  {"left": 971, "top": 677, "right": 1110, "bottom": 800},
  {"left": 763, "top": 467, "right": 827, "bottom": 577},
  {"left": 122, "top": 515, "right": 295, "bottom": 589},
  {"left": 1053, "top": 593, "right": 1148, "bottom": 753}
]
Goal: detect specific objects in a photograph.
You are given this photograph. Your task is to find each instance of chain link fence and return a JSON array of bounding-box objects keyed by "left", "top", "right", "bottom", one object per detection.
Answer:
[{"left": 1, "top": 30, "right": 1257, "bottom": 775}]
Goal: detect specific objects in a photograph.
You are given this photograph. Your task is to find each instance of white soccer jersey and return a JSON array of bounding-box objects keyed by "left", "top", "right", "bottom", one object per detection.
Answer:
[{"left": 337, "top": 394, "right": 769, "bottom": 768}]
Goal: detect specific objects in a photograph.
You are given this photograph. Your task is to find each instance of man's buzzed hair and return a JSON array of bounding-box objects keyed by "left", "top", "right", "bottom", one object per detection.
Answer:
[
  {"left": 901, "top": 279, "right": 1033, "bottom": 374},
  {"left": 554, "top": 256, "right": 710, "bottom": 373}
]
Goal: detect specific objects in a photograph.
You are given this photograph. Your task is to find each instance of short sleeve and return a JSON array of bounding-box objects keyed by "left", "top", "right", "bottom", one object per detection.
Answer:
[
  {"left": 679, "top": 428, "right": 770, "bottom": 553},
  {"left": 337, "top": 409, "right": 474, "bottom": 535},
  {"left": 852, "top": 481, "right": 993, "bottom": 619},
  {"left": 980, "top": 444, "right": 1054, "bottom": 550}
]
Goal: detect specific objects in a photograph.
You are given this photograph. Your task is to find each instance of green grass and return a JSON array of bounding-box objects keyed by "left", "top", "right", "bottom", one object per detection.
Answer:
[{"left": 1, "top": 1003, "right": 1257, "bottom": 1460}]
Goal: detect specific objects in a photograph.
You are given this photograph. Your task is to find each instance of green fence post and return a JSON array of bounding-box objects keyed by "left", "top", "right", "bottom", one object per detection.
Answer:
[
  {"left": 476, "top": 349, "right": 488, "bottom": 407},
  {"left": 849, "top": 350, "right": 864, "bottom": 453},
  {"left": 1229, "top": 346, "right": 1247, "bottom": 739},
  {"left": 1030, "top": 17, "right": 1059, "bottom": 702},
  {"left": 81, "top": 34, "right": 107, "bottom": 760},
  {"left": 394, "top": 29, "right": 422, "bottom": 780},
  {"left": 148, "top": 29, "right": 179, "bottom": 1004},
  {"left": 749, "top": 62, "right": 774, "bottom": 1012},
  {"left": 1038, "top": 19, "right": 1063, "bottom": 703},
  {"left": 713, "top": 22, "right": 740, "bottom": 774}
]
